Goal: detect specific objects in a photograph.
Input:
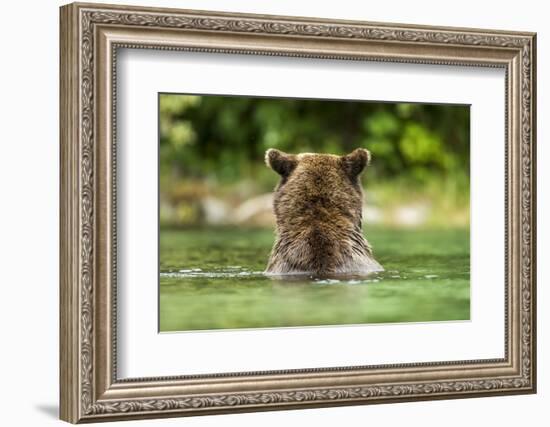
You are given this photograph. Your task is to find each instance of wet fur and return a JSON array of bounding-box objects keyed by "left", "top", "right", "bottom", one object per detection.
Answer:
[{"left": 265, "top": 149, "right": 383, "bottom": 276}]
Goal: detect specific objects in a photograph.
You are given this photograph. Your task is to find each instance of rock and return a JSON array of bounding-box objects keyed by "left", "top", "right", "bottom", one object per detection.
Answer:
[
  {"left": 232, "top": 193, "right": 275, "bottom": 227},
  {"left": 393, "top": 203, "right": 430, "bottom": 226},
  {"left": 363, "top": 204, "right": 383, "bottom": 225},
  {"left": 200, "top": 196, "right": 229, "bottom": 225}
]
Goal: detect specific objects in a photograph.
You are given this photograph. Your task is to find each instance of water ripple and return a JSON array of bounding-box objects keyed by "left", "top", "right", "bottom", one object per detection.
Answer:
[{"left": 160, "top": 266, "right": 466, "bottom": 285}]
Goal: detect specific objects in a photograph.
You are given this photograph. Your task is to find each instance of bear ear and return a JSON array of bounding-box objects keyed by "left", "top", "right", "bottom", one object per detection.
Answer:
[
  {"left": 342, "top": 148, "right": 371, "bottom": 178},
  {"left": 265, "top": 149, "right": 297, "bottom": 177}
]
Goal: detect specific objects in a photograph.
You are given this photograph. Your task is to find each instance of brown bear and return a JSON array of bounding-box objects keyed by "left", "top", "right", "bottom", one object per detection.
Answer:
[{"left": 264, "top": 148, "right": 383, "bottom": 276}]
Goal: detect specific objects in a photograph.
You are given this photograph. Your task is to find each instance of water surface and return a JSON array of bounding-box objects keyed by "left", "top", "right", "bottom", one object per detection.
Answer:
[{"left": 160, "top": 227, "right": 470, "bottom": 331}]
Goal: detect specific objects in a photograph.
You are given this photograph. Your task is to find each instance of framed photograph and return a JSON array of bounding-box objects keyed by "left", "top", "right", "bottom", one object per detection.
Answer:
[{"left": 60, "top": 2, "right": 537, "bottom": 423}]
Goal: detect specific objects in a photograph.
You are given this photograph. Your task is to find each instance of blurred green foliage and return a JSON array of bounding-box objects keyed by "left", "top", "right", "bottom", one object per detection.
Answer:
[
  {"left": 159, "top": 94, "right": 470, "bottom": 226},
  {"left": 160, "top": 94, "right": 468, "bottom": 186}
]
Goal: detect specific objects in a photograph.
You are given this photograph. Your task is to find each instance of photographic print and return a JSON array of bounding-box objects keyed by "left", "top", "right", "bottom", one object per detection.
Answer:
[
  {"left": 159, "top": 94, "right": 470, "bottom": 332},
  {"left": 60, "top": 4, "right": 536, "bottom": 421}
]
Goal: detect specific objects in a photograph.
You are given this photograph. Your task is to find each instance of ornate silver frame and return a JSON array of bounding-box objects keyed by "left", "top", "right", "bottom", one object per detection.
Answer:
[{"left": 60, "top": 2, "right": 537, "bottom": 423}]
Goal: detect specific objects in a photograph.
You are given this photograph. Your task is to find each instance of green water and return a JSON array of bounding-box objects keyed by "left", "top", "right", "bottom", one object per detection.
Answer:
[{"left": 159, "top": 227, "right": 470, "bottom": 332}]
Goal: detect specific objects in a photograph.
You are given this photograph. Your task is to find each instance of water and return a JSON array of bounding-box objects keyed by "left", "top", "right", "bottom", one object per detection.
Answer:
[{"left": 160, "top": 227, "right": 470, "bottom": 332}]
